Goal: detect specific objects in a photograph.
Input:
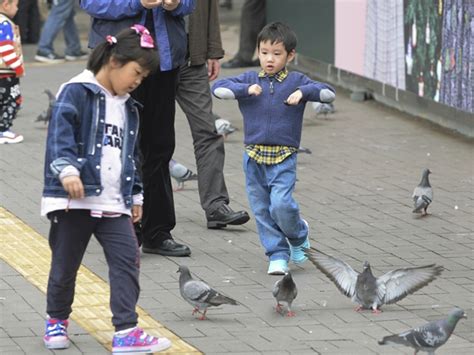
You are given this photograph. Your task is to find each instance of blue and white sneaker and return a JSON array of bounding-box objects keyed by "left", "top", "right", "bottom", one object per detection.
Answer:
[
  {"left": 43, "top": 318, "right": 70, "bottom": 349},
  {"left": 290, "top": 219, "right": 310, "bottom": 264},
  {"left": 267, "top": 259, "right": 289, "bottom": 275}
]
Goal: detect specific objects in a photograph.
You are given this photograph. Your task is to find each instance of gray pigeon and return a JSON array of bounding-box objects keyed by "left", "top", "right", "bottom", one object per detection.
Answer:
[
  {"left": 169, "top": 159, "right": 197, "bottom": 191},
  {"left": 272, "top": 272, "right": 298, "bottom": 317},
  {"left": 304, "top": 247, "right": 443, "bottom": 313},
  {"left": 215, "top": 117, "right": 237, "bottom": 137},
  {"left": 413, "top": 168, "right": 433, "bottom": 216},
  {"left": 378, "top": 307, "right": 467, "bottom": 354},
  {"left": 312, "top": 102, "right": 335, "bottom": 118},
  {"left": 177, "top": 265, "right": 238, "bottom": 320},
  {"left": 36, "top": 89, "right": 56, "bottom": 124},
  {"left": 297, "top": 146, "right": 312, "bottom": 154}
]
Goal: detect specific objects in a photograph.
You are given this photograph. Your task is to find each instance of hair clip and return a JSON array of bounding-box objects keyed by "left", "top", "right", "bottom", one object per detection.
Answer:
[
  {"left": 130, "top": 24, "right": 155, "bottom": 49},
  {"left": 106, "top": 35, "right": 117, "bottom": 45}
]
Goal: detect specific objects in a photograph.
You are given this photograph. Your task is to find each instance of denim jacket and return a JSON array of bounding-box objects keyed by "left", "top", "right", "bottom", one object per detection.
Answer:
[
  {"left": 80, "top": 0, "right": 196, "bottom": 71},
  {"left": 43, "top": 77, "right": 142, "bottom": 208}
]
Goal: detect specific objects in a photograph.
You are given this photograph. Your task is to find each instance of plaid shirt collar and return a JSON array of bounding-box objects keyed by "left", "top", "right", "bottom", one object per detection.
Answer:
[{"left": 258, "top": 67, "right": 288, "bottom": 82}]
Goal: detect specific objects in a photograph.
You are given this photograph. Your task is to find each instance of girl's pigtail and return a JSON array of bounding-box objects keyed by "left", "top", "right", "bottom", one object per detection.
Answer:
[{"left": 87, "top": 40, "right": 113, "bottom": 74}]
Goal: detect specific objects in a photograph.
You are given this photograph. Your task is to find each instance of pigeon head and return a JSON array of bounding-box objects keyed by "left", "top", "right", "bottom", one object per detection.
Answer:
[
  {"left": 422, "top": 168, "right": 432, "bottom": 177},
  {"left": 177, "top": 265, "right": 190, "bottom": 274},
  {"left": 363, "top": 261, "right": 371, "bottom": 271},
  {"left": 448, "top": 307, "right": 467, "bottom": 323}
]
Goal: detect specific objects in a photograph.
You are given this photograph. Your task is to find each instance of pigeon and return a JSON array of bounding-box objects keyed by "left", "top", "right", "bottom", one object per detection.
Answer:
[
  {"left": 169, "top": 159, "right": 197, "bottom": 191},
  {"left": 177, "top": 265, "right": 238, "bottom": 320},
  {"left": 215, "top": 117, "right": 237, "bottom": 137},
  {"left": 36, "top": 89, "right": 56, "bottom": 124},
  {"left": 312, "top": 102, "right": 335, "bottom": 118},
  {"left": 272, "top": 272, "right": 298, "bottom": 317},
  {"left": 297, "top": 146, "right": 312, "bottom": 154},
  {"left": 378, "top": 307, "right": 467, "bottom": 354},
  {"left": 413, "top": 168, "right": 433, "bottom": 216},
  {"left": 304, "top": 247, "right": 443, "bottom": 313}
]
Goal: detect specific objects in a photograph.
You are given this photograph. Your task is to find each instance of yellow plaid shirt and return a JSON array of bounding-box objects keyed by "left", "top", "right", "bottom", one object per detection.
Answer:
[{"left": 245, "top": 68, "right": 297, "bottom": 165}]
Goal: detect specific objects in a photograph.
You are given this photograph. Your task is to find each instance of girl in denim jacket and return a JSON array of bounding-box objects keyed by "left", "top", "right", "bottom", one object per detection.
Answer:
[{"left": 41, "top": 26, "right": 170, "bottom": 354}]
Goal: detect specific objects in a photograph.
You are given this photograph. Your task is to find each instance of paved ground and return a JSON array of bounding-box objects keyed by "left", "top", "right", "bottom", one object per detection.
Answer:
[{"left": 1, "top": 3, "right": 473, "bottom": 355}]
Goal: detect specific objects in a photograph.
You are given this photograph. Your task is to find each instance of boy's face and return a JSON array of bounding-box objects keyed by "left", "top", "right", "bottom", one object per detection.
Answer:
[
  {"left": 1, "top": 0, "right": 19, "bottom": 18},
  {"left": 258, "top": 40, "right": 295, "bottom": 75}
]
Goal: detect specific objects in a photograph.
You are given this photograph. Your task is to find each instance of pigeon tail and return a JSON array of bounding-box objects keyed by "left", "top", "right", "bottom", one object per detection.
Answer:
[
  {"left": 378, "top": 334, "right": 407, "bottom": 346},
  {"left": 208, "top": 293, "right": 238, "bottom": 306},
  {"left": 413, "top": 195, "right": 431, "bottom": 213}
]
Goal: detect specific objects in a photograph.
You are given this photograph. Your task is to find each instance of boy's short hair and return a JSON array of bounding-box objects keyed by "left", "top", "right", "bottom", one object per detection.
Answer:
[{"left": 257, "top": 22, "right": 297, "bottom": 53}]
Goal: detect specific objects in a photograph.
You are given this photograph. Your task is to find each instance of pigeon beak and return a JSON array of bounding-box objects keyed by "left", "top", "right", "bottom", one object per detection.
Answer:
[{"left": 462, "top": 313, "right": 467, "bottom": 319}]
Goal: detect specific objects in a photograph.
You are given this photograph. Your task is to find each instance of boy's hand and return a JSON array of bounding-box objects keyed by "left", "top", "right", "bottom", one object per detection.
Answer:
[
  {"left": 61, "top": 176, "right": 85, "bottom": 199},
  {"left": 132, "top": 205, "right": 143, "bottom": 223},
  {"left": 248, "top": 84, "right": 262, "bottom": 96},
  {"left": 285, "top": 89, "right": 303, "bottom": 105}
]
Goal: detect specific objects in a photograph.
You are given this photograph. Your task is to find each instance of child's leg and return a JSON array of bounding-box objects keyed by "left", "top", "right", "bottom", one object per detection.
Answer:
[
  {"left": 243, "top": 153, "right": 290, "bottom": 261},
  {"left": 94, "top": 216, "right": 140, "bottom": 331},
  {"left": 0, "top": 78, "right": 21, "bottom": 132},
  {"left": 47, "top": 210, "right": 95, "bottom": 320},
  {"left": 267, "top": 155, "right": 308, "bottom": 245}
]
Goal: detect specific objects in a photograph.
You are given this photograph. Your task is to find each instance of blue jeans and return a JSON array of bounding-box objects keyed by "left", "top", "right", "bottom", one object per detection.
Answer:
[
  {"left": 37, "top": 0, "right": 81, "bottom": 56},
  {"left": 243, "top": 152, "right": 308, "bottom": 261}
]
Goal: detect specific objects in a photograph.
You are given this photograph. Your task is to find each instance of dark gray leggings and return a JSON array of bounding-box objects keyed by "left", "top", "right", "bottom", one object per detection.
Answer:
[{"left": 46, "top": 209, "right": 140, "bottom": 331}]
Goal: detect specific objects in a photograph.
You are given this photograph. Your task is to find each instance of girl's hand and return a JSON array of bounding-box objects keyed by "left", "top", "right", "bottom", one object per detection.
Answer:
[
  {"left": 132, "top": 205, "right": 143, "bottom": 223},
  {"left": 61, "top": 176, "right": 85, "bottom": 199},
  {"left": 248, "top": 84, "right": 262, "bottom": 96},
  {"left": 286, "top": 89, "right": 303, "bottom": 105},
  {"left": 141, "top": 0, "right": 163, "bottom": 9}
]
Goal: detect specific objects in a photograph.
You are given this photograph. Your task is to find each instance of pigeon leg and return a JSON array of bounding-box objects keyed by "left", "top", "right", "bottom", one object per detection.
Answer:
[
  {"left": 192, "top": 307, "right": 200, "bottom": 315},
  {"left": 286, "top": 309, "right": 296, "bottom": 317},
  {"left": 174, "top": 182, "right": 184, "bottom": 192},
  {"left": 354, "top": 305, "right": 364, "bottom": 312},
  {"left": 198, "top": 309, "right": 208, "bottom": 320},
  {"left": 371, "top": 308, "right": 382, "bottom": 314},
  {"left": 275, "top": 303, "right": 283, "bottom": 313}
]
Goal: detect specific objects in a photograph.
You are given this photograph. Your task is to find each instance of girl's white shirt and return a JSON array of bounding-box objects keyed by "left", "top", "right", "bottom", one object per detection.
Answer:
[{"left": 41, "top": 70, "right": 143, "bottom": 217}]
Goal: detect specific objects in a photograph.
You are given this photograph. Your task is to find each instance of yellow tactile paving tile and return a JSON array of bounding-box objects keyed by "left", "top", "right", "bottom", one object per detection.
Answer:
[{"left": 0, "top": 207, "right": 200, "bottom": 354}]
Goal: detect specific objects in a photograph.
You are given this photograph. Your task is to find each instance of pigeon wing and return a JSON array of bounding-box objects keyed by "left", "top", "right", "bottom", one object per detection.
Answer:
[
  {"left": 182, "top": 279, "right": 212, "bottom": 304},
  {"left": 305, "top": 247, "right": 358, "bottom": 297},
  {"left": 377, "top": 264, "right": 443, "bottom": 304}
]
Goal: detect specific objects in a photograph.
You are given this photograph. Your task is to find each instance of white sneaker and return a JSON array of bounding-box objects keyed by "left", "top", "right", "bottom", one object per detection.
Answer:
[{"left": 0, "top": 130, "right": 24, "bottom": 144}]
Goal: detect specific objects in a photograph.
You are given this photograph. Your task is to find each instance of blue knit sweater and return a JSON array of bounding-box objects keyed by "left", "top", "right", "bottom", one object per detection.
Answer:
[{"left": 212, "top": 70, "right": 335, "bottom": 147}]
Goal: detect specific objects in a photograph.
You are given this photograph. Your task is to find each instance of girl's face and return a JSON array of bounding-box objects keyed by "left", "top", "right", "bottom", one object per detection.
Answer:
[{"left": 107, "top": 60, "right": 149, "bottom": 96}]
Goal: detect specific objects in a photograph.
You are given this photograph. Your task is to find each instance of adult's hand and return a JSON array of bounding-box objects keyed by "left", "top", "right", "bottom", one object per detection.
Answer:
[
  {"left": 141, "top": 0, "right": 163, "bottom": 9},
  {"left": 162, "top": 0, "right": 181, "bottom": 11},
  {"left": 207, "top": 59, "right": 220, "bottom": 81}
]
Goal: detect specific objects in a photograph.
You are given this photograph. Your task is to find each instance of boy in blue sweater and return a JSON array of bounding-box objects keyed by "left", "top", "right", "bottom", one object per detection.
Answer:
[{"left": 212, "top": 22, "right": 335, "bottom": 275}]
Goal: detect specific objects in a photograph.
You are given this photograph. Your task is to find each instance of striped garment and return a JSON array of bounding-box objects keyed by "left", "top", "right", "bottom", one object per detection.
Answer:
[{"left": 0, "top": 14, "right": 24, "bottom": 78}]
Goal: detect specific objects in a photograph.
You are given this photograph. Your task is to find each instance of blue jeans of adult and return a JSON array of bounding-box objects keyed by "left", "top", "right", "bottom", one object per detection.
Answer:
[
  {"left": 243, "top": 152, "right": 308, "bottom": 262},
  {"left": 37, "top": 0, "right": 81, "bottom": 56}
]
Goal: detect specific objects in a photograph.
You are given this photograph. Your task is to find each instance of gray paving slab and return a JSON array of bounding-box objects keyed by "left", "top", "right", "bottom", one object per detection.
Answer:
[{"left": 1, "top": 3, "right": 473, "bottom": 355}]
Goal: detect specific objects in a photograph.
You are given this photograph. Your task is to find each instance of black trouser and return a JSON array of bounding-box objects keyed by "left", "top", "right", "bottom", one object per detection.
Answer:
[
  {"left": 132, "top": 68, "right": 179, "bottom": 246},
  {"left": 236, "top": 0, "right": 266, "bottom": 62},
  {"left": 46, "top": 210, "right": 140, "bottom": 331}
]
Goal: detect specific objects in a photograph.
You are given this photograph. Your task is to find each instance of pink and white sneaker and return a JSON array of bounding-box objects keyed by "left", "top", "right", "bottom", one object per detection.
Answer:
[{"left": 112, "top": 327, "right": 171, "bottom": 354}]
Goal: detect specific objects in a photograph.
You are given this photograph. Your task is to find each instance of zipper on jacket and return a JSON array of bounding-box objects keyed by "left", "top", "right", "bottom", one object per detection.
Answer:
[
  {"left": 90, "top": 97, "right": 101, "bottom": 155},
  {"left": 269, "top": 77, "right": 274, "bottom": 94}
]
